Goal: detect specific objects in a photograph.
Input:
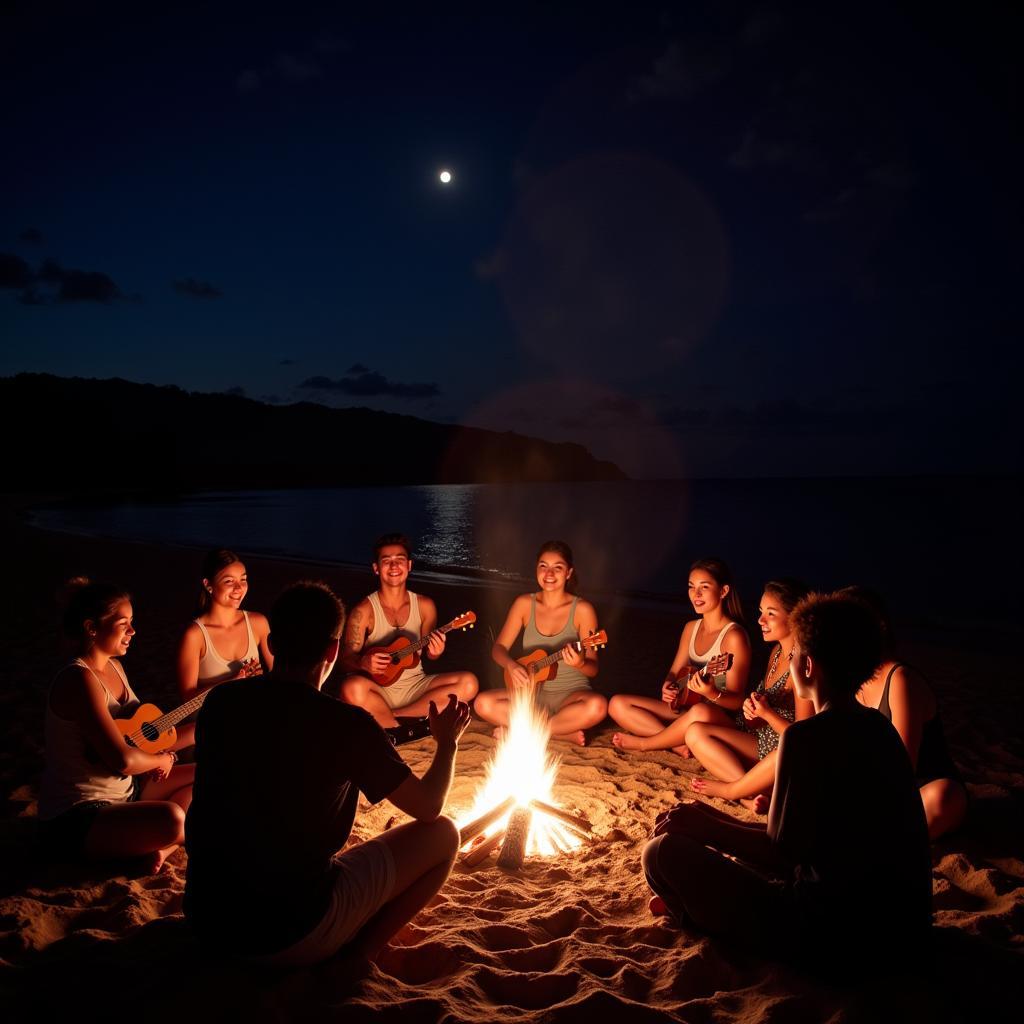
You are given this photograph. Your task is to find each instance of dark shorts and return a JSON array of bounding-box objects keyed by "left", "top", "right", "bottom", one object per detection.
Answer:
[{"left": 38, "top": 800, "right": 112, "bottom": 857}]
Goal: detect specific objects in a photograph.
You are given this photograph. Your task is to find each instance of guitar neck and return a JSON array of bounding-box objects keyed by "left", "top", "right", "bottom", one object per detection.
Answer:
[
  {"left": 533, "top": 642, "right": 580, "bottom": 672},
  {"left": 152, "top": 688, "right": 212, "bottom": 734},
  {"left": 393, "top": 620, "right": 458, "bottom": 660}
]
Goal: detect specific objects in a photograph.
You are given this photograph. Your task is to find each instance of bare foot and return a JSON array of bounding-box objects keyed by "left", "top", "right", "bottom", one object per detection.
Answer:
[
  {"left": 672, "top": 744, "right": 692, "bottom": 759},
  {"left": 741, "top": 794, "right": 770, "bottom": 815},
  {"left": 492, "top": 726, "right": 507, "bottom": 742},
  {"left": 611, "top": 732, "right": 647, "bottom": 751},
  {"left": 689, "top": 777, "right": 730, "bottom": 799},
  {"left": 554, "top": 729, "right": 586, "bottom": 746},
  {"left": 136, "top": 848, "right": 171, "bottom": 875},
  {"left": 649, "top": 895, "right": 670, "bottom": 917}
]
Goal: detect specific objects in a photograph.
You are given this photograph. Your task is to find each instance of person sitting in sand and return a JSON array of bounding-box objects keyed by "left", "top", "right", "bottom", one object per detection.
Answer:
[
  {"left": 177, "top": 548, "right": 272, "bottom": 700},
  {"left": 334, "top": 533, "right": 478, "bottom": 730},
  {"left": 184, "top": 580, "right": 470, "bottom": 968},
  {"left": 476, "top": 540, "right": 607, "bottom": 746},
  {"left": 38, "top": 579, "right": 195, "bottom": 874},
  {"left": 609, "top": 558, "right": 750, "bottom": 757},
  {"left": 642, "top": 591, "right": 932, "bottom": 966},
  {"left": 688, "top": 578, "right": 813, "bottom": 813},
  {"left": 847, "top": 586, "right": 968, "bottom": 839}
]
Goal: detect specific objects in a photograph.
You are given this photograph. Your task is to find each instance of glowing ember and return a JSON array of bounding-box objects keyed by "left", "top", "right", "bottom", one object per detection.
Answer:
[{"left": 458, "top": 688, "right": 582, "bottom": 857}]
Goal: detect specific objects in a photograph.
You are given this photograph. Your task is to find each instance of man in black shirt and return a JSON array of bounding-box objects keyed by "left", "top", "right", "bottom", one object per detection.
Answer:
[{"left": 184, "top": 580, "right": 470, "bottom": 967}]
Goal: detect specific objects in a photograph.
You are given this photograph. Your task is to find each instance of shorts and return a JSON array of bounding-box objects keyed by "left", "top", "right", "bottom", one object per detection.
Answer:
[
  {"left": 38, "top": 800, "right": 112, "bottom": 857},
  {"left": 372, "top": 671, "right": 440, "bottom": 711},
  {"left": 534, "top": 680, "right": 592, "bottom": 715},
  {"left": 249, "top": 839, "right": 397, "bottom": 969}
]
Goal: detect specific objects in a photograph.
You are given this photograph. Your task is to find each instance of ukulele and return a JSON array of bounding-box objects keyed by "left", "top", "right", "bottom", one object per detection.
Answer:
[
  {"left": 366, "top": 611, "right": 477, "bottom": 687},
  {"left": 504, "top": 630, "right": 609, "bottom": 688},
  {"left": 115, "top": 689, "right": 211, "bottom": 754},
  {"left": 668, "top": 652, "right": 733, "bottom": 712}
]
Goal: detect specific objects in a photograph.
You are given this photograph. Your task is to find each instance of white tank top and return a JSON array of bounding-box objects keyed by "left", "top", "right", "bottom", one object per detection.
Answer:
[
  {"left": 687, "top": 620, "right": 736, "bottom": 667},
  {"left": 38, "top": 659, "right": 138, "bottom": 819},
  {"left": 366, "top": 591, "right": 425, "bottom": 685},
  {"left": 194, "top": 611, "right": 259, "bottom": 686}
]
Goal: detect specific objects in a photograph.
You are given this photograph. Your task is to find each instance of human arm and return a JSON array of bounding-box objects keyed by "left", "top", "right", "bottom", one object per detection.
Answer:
[
  {"left": 385, "top": 694, "right": 471, "bottom": 820},
  {"left": 661, "top": 623, "right": 695, "bottom": 705},
  {"left": 686, "top": 626, "right": 750, "bottom": 712},
  {"left": 51, "top": 666, "right": 175, "bottom": 779},
  {"left": 561, "top": 599, "right": 599, "bottom": 680},
  {"left": 653, "top": 800, "right": 784, "bottom": 870},
  {"left": 251, "top": 611, "right": 274, "bottom": 673},
  {"left": 176, "top": 624, "right": 204, "bottom": 700},
  {"left": 491, "top": 595, "right": 532, "bottom": 689},
  {"left": 884, "top": 666, "right": 926, "bottom": 771},
  {"left": 341, "top": 600, "right": 392, "bottom": 677},
  {"left": 418, "top": 596, "right": 446, "bottom": 661}
]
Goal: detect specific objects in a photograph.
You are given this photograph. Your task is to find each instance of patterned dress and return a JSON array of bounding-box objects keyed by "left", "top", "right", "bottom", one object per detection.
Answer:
[{"left": 736, "top": 657, "right": 796, "bottom": 760}]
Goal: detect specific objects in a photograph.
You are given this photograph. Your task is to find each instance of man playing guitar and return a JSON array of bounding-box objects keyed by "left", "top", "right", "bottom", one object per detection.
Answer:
[{"left": 336, "top": 533, "right": 478, "bottom": 729}]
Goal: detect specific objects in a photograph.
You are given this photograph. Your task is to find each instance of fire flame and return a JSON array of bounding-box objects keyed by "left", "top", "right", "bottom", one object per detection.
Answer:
[{"left": 458, "top": 688, "right": 582, "bottom": 856}]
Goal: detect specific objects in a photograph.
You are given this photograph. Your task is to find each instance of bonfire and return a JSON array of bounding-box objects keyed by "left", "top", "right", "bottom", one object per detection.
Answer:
[{"left": 457, "top": 688, "right": 592, "bottom": 869}]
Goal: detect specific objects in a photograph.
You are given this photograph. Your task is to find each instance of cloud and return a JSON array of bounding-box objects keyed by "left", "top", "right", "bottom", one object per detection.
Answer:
[
  {"left": 0, "top": 253, "right": 34, "bottom": 290},
  {"left": 299, "top": 367, "right": 440, "bottom": 399},
  {"left": 172, "top": 277, "right": 223, "bottom": 299},
  {"left": 628, "top": 39, "right": 732, "bottom": 102},
  {"left": 19, "top": 228, "right": 43, "bottom": 244},
  {"left": 235, "top": 33, "right": 348, "bottom": 93},
  {"left": 37, "top": 259, "right": 122, "bottom": 303}
]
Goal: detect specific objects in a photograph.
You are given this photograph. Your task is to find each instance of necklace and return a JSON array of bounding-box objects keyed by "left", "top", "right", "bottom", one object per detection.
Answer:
[{"left": 764, "top": 644, "right": 782, "bottom": 688}]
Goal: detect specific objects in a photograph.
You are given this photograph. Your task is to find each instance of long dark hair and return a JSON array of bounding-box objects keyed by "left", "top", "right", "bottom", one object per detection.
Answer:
[
  {"left": 61, "top": 577, "right": 131, "bottom": 642},
  {"left": 690, "top": 557, "right": 743, "bottom": 623},
  {"left": 196, "top": 548, "right": 244, "bottom": 616},
  {"left": 536, "top": 540, "right": 579, "bottom": 594}
]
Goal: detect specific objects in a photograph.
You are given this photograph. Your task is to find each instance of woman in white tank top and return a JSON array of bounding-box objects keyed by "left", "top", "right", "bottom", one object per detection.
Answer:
[
  {"left": 39, "top": 579, "right": 195, "bottom": 873},
  {"left": 609, "top": 558, "right": 751, "bottom": 758},
  {"left": 177, "top": 549, "right": 272, "bottom": 700}
]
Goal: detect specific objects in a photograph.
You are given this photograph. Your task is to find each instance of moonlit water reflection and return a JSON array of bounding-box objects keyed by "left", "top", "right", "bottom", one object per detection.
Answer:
[{"left": 414, "top": 485, "right": 479, "bottom": 569}]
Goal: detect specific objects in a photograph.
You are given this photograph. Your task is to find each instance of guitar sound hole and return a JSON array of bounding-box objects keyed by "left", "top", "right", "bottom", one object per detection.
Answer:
[
  {"left": 141, "top": 722, "right": 159, "bottom": 742},
  {"left": 391, "top": 655, "right": 401, "bottom": 664}
]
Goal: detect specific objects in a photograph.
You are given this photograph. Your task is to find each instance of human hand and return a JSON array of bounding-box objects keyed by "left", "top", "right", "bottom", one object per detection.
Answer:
[
  {"left": 236, "top": 658, "right": 262, "bottom": 679},
  {"left": 426, "top": 630, "right": 446, "bottom": 659},
  {"left": 562, "top": 642, "right": 583, "bottom": 669},
  {"left": 362, "top": 651, "right": 394, "bottom": 676},
  {"left": 428, "top": 693, "right": 471, "bottom": 748},
  {"left": 687, "top": 672, "right": 712, "bottom": 698},
  {"left": 151, "top": 752, "right": 175, "bottom": 781},
  {"left": 653, "top": 800, "right": 699, "bottom": 837},
  {"left": 508, "top": 662, "right": 533, "bottom": 691},
  {"left": 744, "top": 692, "right": 767, "bottom": 721}
]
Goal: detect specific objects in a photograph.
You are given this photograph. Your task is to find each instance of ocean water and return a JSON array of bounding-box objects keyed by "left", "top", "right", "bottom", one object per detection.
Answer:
[{"left": 31, "top": 478, "right": 1021, "bottom": 629}]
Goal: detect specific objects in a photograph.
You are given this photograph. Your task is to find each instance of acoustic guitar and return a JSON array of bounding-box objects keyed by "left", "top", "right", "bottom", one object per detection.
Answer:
[
  {"left": 115, "top": 689, "right": 211, "bottom": 754},
  {"left": 668, "top": 652, "right": 733, "bottom": 712},
  {"left": 503, "top": 629, "right": 609, "bottom": 688},
  {"left": 367, "top": 611, "right": 477, "bottom": 687}
]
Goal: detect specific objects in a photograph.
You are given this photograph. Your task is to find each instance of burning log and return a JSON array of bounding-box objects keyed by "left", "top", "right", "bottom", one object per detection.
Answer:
[
  {"left": 528, "top": 798, "right": 593, "bottom": 838},
  {"left": 462, "top": 828, "right": 506, "bottom": 868},
  {"left": 497, "top": 806, "right": 533, "bottom": 870},
  {"left": 459, "top": 795, "right": 515, "bottom": 847}
]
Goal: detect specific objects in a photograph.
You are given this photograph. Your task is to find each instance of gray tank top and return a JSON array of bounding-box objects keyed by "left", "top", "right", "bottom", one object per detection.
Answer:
[{"left": 522, "top": 595, "right": 589, "bottom": 691}]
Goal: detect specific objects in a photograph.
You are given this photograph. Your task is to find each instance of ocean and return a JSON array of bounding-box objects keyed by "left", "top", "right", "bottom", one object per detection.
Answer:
[{"left": 30, "top": 477, "right": 1021, "bottom": 632}]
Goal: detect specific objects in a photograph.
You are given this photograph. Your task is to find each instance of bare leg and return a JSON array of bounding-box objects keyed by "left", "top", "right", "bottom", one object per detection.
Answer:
[
  {"left": 920, "top": 778, "right": 968, "bottom": 840},
  {"left": 392, "top": 673, "right": 479, "bottom": 718},
  {"left": 85, "top": 800, "right": 186, "bottom": 873},
  {"left": 474, "top": 689, "right": 510, "bottom": 729},
  {"left": 612, "top": 702, "right": 734, "bottom": 755},
  {"left": 350, "top": 816, "right": 460, "bottom": 961},
  {"left": 608, "top": 693, "right": 678, "bottom": 735},
  {"left": 691, "top": 750, "right": 779, "bottom": 812},
  {"left": 548, "top": 691, "right": 607, "bottom": 746},
  {"left": 338, "top": 675, "right": 401, "bottom": 728},
  {"left": 686, "top": 723, "right": 759, "bottom": 783}
]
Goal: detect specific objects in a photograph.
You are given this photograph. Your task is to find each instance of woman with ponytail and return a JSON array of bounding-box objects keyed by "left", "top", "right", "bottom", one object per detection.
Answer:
[
  {"left": 38, "top": 579, "right": 195, "bottom": 873},
  {"left": 610, "top": 558, "right": 751, "bottom": 757},
  {"left": 176, "top": 549, "right": 272, "bottom": 700}
]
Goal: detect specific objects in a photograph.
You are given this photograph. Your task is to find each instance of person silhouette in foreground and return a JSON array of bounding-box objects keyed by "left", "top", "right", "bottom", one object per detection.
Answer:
[
  {"left": 643, "top": 590, "right": 932, "bottom": 969},
  {"left": 184, "top": 580, "right": 470, "bottom": 968}
]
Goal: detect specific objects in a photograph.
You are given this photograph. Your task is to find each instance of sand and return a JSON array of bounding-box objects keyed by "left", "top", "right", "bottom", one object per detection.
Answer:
[{"left": 1, "top": 503, "right": 1022, "bottom": 1022}]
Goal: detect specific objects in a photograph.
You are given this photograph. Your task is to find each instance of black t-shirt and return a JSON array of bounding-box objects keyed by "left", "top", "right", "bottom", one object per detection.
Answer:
[
  {"left": 184, "top": 675, "right": 411, "bottom": 954},
  {"left": 770, "top": 704, "right": 932, "bottom": 945}
]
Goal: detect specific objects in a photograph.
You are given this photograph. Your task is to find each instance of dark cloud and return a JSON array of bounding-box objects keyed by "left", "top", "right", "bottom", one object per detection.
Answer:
[
  {"left": 172, "top": 277, "right": 223, "bottom": 299},
  {"left": 37, "top": 259, "right": 122, "bottom": 303},
  {"left": 0, "top": 253, "right": 34, "bottom": 290},
  {"left": 19, "top": 228, "right": 44, "bottom": 244},
  {"left": 299, "top": 368, "right": 440, "bottom": 399}
]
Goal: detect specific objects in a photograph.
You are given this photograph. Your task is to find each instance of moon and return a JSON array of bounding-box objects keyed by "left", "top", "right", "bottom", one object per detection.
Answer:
[{"left": 439, "top": 169, "right": 453, "bottom": 184}]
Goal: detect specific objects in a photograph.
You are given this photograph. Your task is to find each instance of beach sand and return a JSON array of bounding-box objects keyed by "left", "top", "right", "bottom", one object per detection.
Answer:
[{"left": 1, "top": 504, "right": 1022, "bottom": 1022}]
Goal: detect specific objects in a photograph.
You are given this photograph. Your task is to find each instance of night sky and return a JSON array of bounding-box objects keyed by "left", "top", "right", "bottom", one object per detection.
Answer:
[{"left": 2, "top": 2, "right": 1019, "bottom": 478}]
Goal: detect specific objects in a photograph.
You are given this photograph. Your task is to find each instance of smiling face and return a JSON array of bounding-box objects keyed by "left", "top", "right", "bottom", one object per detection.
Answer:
[
  {"left": 537, "top": 550, "right": 573, "bottom": 593},
  {"left": 90, "top": 599, "right": 136, "bottom": 657},
  {"left": 374, "top": 544, "right": 412, "bottom": 588},
  {"left": 688, "top": 570, "right": 727, "bottom": 615},
  {"left": 757, "top": 590, "right": 793, "bottom": 644},
  {"left": 206, "top": 561, "right": 248, "bottom": 610}
]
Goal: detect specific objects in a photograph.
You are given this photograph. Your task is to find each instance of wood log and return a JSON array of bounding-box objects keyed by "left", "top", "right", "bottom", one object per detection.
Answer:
[
  {"left": 462, "top": 828, "right": 505, "bottom": 867},
  {"left": 497, "top": 806, "right": 533, "bottom": 870},
  {"left": 459, "top": 795, "right": 515, "bottom": 848},
  {"left": 528, "top": 798, "right": 592, "bottom": 837}
]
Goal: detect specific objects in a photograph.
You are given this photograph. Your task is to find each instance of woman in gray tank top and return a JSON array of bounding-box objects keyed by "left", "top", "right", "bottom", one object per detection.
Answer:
[{"left": 476, "top": 541, "right": 607, "bottom": 745}]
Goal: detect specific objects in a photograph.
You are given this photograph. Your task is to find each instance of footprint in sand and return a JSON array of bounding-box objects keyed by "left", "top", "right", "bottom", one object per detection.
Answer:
[
  {"left": 376, "top": 939, "right": 467, "bottom": 985},
  {"left": 472, "top": 965, "right": 579, "bottom": 1010},
  {"left": 535, "top": 905, "right": 599, "bottom": 938},
  {"left": 473, "top": 923, "right": 534, "bottom": 951},
  {"left": 500, "top": 939, "right": 564, "bottom": 974}
]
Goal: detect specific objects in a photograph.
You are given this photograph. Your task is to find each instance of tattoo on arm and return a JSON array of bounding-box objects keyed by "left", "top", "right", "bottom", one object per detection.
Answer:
[{"left": 345, "top": 607, "right": 366, "bottom": 652}]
